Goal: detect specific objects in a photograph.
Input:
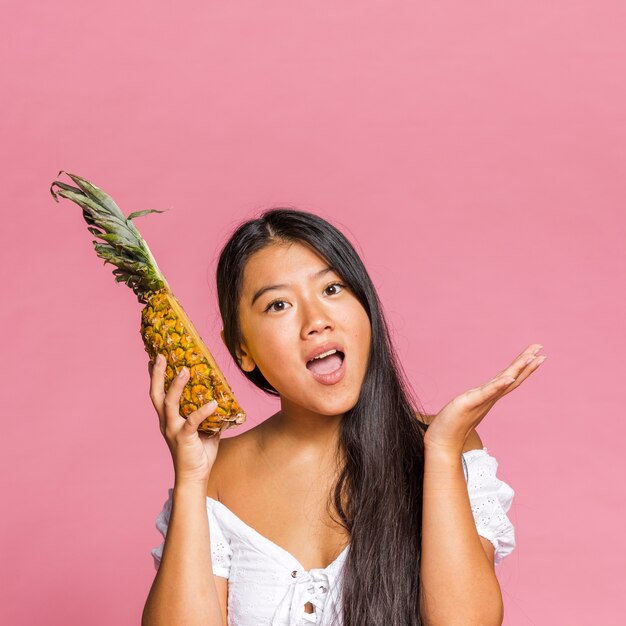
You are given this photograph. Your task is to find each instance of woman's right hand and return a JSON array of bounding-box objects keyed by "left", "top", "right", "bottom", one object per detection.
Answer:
[{"left": 148, "top": 353, "right": 221, "bottom": 485}]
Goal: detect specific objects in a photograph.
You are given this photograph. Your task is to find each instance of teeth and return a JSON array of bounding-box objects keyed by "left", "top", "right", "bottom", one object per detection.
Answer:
[{"left": 311, "top": 349, "right": 338, "bottom": 361}]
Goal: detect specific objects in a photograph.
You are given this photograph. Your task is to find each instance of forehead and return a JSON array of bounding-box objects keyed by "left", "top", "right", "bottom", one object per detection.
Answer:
[{"left": 241, "top": 241, "right": 331, "bottom": 290}]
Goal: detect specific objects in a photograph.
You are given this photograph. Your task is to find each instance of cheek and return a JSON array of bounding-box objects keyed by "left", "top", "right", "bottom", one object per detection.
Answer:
[
  {"left": 248, "top": 326, "right": 296, "bottom": 376},
  {"left": 351, "top": 308, "right": 372, "bottom": 349},
  {"left": 254, "top": 345, "right": 304, "bottom": 397}
]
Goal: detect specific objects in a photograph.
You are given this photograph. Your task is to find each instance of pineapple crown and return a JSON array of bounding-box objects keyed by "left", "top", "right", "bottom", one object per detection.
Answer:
[{"left": 50, "top": 171, "right": 169, "bottom": 304}]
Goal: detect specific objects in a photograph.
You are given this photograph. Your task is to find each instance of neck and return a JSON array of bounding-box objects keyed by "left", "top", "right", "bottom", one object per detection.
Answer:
[{"left": 262, "top": 399, "right": 344, "bottom": 462}]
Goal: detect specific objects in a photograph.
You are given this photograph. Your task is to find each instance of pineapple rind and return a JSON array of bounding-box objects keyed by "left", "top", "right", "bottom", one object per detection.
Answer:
[{"left": 141, "top": 288, "right": 246, "bottom": 436}]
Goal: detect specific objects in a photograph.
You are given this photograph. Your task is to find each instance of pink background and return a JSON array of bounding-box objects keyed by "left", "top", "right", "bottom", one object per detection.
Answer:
[{"left": 1, "top": 2, "right": 624, "bottom": 624}]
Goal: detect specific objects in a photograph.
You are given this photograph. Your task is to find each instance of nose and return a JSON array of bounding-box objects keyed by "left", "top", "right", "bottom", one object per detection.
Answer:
[{"left": 300, "top": 297, "right": 334, "bottom": 338}]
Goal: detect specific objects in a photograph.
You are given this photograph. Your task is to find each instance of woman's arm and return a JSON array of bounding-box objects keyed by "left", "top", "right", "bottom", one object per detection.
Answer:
[
  {"left": 418, "top": 344, "right": 544, "bottom": 625},
  {"left": 419, "top": 444, "right": 504, "bottom": 626},
  {"left": 142, "top": 481, "right": 226, "bottom": 626}
]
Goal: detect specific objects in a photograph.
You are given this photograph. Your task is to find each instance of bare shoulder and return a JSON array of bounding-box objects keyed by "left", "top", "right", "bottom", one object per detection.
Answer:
[
  {"left": 414, "top": 411, "right": 435, "bottom": 426},
  {"left": 414, "top": 411, "right": 485, "bottom": 453},
  {"left": 462, "top": 427, "right": 484, "bottom": 452},
  {"left": 206, "top": 424, "right": 261, "bottom": 501}
]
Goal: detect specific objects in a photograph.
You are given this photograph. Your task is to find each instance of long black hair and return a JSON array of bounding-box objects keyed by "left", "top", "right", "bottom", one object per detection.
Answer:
[{"left": 215, "top": 207, "right": 429, "bottom": 624}]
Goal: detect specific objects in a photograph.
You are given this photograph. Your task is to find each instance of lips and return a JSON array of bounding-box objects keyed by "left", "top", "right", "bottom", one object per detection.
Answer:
[
  {"left": 304, "top": 341, "right": 345, "bottom": 365},
  {"left": 306, "top": 350, "right": 347, "bottom": 385},
  {"left": 306, "top": 342, "right": 346, "bottom": 385}
]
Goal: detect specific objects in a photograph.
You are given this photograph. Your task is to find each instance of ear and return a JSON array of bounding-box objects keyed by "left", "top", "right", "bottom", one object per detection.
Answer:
[
  {"left": 221, "top": 329, "right": 256, "bottom": 372},
  {"left": 237, "top": 345, "right": 256, "bottom": 372}
]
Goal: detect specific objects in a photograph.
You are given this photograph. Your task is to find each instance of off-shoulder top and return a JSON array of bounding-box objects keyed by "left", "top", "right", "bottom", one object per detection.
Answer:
[{"left": 150, "top": 447, "right": 515, "bottom": 625}]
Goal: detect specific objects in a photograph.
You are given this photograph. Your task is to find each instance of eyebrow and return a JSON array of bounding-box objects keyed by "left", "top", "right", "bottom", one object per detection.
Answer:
[{"left": 251, "top": 266, "right": 337, "bottom": 307}]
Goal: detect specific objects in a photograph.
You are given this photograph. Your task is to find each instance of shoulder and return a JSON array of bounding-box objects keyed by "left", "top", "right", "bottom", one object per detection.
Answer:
[
  {"left": 461, "top": 428, "right": 484, "bottom": 453},
  {"left": 206, "top": 423, "right": 262, "bottom": 501},
  {"left": 414, "top": 411, "right": 485, "bottom": 453}
]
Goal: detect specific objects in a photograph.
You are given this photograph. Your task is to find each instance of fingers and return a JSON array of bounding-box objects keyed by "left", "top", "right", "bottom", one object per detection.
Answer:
[
  {"left": 149, "top": 354, "right": 220, "bottom": 445},
  {"left": 149, "top": 354, "right": 187, "bottom": 435},
  {"left": 163, "top": 365, "right": 190, "bottom": 424},
  {"left": 468, "top": 374, "right": 516, "bottom": 402},
  {"left": 475, "top": 344, "right": 547, "bottom": 407},
  {"left": 486, "top": 343, "right": 544, "bottom": 384},
  {"left": 520, "top": 343, "right": 543, "bottom": 360},
  {"left": 507, "top": 343, "right": 544, "bottom": 375},
  {"left": 184, "top": 399, "right": 219, "bottom": 434},
  {"left": 503, "top": 352, "right": 547, "bottom": 391},
  {"left": 501, "top": 343, "right": 546, "bottom": 387},
  {"left": 149, "top": 354, "right": 166, "bottom": 421}
]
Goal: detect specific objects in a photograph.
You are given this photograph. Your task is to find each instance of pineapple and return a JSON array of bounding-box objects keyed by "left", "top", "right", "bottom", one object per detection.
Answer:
[{"left": 50, "top": 171, "right": 246, "bottom": 436}]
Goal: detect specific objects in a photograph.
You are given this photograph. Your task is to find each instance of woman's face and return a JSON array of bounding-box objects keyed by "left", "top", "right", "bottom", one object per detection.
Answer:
[{"left": 235, "top": 240, "right": 371, "bottom": 417}]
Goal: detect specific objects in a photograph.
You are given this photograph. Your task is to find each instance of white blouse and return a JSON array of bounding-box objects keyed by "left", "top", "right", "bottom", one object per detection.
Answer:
[{"left": 151, "top": 447, "right": 515, "bottom": 626}]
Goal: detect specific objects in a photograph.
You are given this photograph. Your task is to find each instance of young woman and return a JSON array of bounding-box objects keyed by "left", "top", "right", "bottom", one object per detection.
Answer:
[{"left": 142, "top": 208, "right": 545, "bottom": 626}]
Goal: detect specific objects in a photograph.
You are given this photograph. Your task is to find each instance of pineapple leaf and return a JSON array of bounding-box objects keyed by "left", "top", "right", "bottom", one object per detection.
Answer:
[
  {"left": 61, "top": 171, "right": 127, "bottom": 223},
  {"left": 127, "top": 209, "right": 168, "bottom": 221},
  {"left": 51, "top": 171, "right": 170, "bottom": 303},
  {"left": 93, "top": 243, "right": 143, "bottom": 268},
  {"left": 54, "top": 188, "right": 118, "bottom": 226},
  {"left": 50, "top": 180, "right": 81, "bottom": 200},
  {"left": 97, "top": 231, "right": 147, "bottom": 254},
  {"left": 114, "top": 273, "right": 132, "bottom": 283}
]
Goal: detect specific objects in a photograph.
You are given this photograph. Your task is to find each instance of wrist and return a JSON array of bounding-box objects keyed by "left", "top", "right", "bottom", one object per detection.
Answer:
[
  {"left": 423, "top": 443, "right": 466, "bottom": 485},
  {"left": 173, "top": 475, "right": 211, "bottom": 493},
  {"left": 424, "top": 438, "right": 464, "bottom": 461}
]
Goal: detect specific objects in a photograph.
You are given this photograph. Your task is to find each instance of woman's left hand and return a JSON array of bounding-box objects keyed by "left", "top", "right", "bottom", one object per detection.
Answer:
[{"left": 423, "top": 343, "right": 547, "bottom": 457}]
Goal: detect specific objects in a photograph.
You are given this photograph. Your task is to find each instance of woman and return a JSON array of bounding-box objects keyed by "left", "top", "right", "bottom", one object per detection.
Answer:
[{"left": 143, "top": 208, "right": 545, "bottom": 625}]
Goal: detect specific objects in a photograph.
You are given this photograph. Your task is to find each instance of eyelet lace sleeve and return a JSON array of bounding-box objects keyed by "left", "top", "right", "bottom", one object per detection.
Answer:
[
  {"left": 461, "top": 448, "right": 516, "bottom": 565},
  {"left": 150, "top": 488, "right": 232, "bottom": 578}
]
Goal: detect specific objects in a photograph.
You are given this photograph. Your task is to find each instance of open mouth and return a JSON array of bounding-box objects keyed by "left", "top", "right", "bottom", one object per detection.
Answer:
[{"left": 306, "top": 350, "right": 345, "bottom": 377}]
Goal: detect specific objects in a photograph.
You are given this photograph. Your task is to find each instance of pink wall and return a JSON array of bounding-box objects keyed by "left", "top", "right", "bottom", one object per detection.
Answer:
[{"left": 2, "top": 1, "right": 624, "bottom": 624}]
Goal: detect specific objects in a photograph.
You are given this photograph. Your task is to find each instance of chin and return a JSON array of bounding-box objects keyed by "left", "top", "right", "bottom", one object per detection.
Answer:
[
  {"left": 271, "top": 370, "right": 363, "bottom": 415},
  {"left": 280, "top": 391, "right": 354, "bottom": 418},
  {"left": 312, "top": 394, "right": 359, "bottom": 417}
]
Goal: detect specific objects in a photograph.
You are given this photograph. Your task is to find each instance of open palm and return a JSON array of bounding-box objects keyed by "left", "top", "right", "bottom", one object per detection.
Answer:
[{"left": 424, "top": 343, "right": 547, "bottom": 455}]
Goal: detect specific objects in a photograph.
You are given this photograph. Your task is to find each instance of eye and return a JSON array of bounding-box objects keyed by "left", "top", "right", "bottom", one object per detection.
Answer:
[
  {"left": 264, "top": 298, "right": 291, "bottom": 313},
  {"left": 324, "top": 282, "right": 345, "bottom": 296}
]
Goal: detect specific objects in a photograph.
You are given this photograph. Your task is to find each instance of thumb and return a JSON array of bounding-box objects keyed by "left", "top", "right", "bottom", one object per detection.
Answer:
[{"left": 184, "top": 399, "right": 219, "bottom": 433}]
